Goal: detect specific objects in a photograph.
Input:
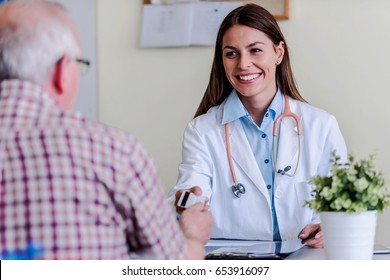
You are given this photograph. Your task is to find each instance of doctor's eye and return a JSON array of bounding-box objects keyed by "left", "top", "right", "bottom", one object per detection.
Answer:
[
  {"left": 225, "top": 51, "right": 238, "bottom": 58},
  {"left": 251, "top": 48, "right": 262, "bottom": 54}
]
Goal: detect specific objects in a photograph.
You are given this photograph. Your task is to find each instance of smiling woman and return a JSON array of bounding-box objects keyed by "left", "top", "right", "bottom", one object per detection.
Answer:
[
  {"left": 221, "top": 24, "right": 284, "bottom": 125},
  {"left": 168, "top": 3, "right": 348, "bottom": 246}
]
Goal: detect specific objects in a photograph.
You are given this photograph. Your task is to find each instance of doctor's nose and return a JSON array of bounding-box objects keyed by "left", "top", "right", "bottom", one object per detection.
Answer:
[{"left": 238, "top": 55, "right": 252, "bottom": 69}]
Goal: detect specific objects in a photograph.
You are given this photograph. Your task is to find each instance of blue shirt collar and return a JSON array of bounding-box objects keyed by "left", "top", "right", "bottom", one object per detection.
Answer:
[{"left": 222, "top": 89, "right": 284, "bottom": 125}]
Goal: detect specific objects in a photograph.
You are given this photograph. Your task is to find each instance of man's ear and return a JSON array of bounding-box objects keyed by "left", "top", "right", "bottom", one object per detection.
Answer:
[{"left": 52, "top": 55, "right": 72, "bottom": 94}]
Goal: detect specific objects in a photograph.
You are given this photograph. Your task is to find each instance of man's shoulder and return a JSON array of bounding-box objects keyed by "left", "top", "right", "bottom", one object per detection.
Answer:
[
  {"left": 58, "top": 111, "right": 140, "bottom": 152},
  {"left": 81, "top": 114, "right": 135, "bottom": 140}
]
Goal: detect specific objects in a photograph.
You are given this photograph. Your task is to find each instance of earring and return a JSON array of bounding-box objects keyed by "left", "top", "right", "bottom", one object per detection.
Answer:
[{"left": 276, "top": 60, "right": 281, "bottom": 65}]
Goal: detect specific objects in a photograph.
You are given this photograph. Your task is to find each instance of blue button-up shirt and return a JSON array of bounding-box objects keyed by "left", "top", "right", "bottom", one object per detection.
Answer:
[{"left": 222, "top": 89, "right": 284, "bottom": 241}]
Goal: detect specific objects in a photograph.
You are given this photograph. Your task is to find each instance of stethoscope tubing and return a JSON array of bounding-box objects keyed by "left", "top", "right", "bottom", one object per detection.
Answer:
[
  {"left": 224, "top": 122, "right": 238, "bottom": 185},
  {"left": 225, "top": 94, "right": 302, "bottom": 197},
  {"left": 272, "top": 94, "right": 301, "bottom": 176}
]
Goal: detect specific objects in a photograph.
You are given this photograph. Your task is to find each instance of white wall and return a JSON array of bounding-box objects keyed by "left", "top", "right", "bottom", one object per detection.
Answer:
[
  {"left": 96, "top": 0, "right": 390, "bottom": 246},
  {"left": 58, "top": 0, "right": 97, "bottom": 121}
]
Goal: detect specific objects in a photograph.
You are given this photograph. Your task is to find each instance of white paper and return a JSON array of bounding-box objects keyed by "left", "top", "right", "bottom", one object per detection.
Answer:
[
  {"left": 140, "top": 2, "right": 243, "bottom": 47},
  {"left": 191, "top": 2, "right": 242, "bottom": 45},
  {"left": 140, "top": 3, "right": 193, "bottom": 47}
]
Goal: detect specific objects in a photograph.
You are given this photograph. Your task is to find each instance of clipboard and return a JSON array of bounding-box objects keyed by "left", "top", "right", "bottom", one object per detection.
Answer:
[
  {"left": 374, "top": 244, "right": 390, "bottom": 255},
  {"left": 205, "top": 252, "right": 285, "bottom": 260},
  {"left": 205, "top": 239, "right": 304, "bottom": 260}
]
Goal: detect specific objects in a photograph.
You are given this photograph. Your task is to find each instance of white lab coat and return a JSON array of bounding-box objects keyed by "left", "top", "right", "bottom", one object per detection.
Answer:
[{"left": 169, "top": 97, "right": 347, "bottom": 241}]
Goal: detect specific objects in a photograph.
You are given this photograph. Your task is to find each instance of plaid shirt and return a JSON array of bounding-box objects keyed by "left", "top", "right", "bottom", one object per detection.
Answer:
[{"left": 0, "top": 79, "right": 186, "bottom": 259}]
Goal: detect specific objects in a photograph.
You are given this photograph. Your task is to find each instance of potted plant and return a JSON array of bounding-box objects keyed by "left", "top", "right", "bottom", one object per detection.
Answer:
[{"left": 306, "top": 151, "right": 390, "bottom": 259}]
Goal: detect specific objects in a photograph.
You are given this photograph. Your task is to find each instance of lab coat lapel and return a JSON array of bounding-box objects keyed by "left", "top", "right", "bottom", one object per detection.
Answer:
[{"left": 227, "top": 120, "right": 271, "bottom": 206}]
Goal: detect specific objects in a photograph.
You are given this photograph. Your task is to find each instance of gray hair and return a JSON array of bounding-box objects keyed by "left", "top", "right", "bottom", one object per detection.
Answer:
[{"left": 0, "top": 0, "right": 80, "bottom": 83}]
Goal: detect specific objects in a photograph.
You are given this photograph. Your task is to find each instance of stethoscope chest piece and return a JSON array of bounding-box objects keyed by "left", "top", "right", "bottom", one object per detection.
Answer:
[{"left": 232, "top": 183, "right": 246, "bottom": 198}]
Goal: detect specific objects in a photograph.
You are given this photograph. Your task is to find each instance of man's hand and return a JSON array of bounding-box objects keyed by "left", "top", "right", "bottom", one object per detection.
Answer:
[{"left": 179, "top": 202, "right": 212, "bottom": 245}]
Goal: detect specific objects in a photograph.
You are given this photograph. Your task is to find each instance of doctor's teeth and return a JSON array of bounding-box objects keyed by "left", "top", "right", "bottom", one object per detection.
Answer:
[{"left": 239, "top": 74, "right": 259, "bottom": 81}]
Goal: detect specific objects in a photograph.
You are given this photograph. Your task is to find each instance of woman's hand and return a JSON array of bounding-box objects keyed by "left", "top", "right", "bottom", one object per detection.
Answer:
[{"left": 299, "top": 223, "right": 323, "bottom": 248}]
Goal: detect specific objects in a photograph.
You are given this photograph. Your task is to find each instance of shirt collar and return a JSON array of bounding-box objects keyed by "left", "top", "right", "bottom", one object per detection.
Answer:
[
  {"left": 222, "top": 89, "right": 284, "bottom": 125},
  {"left": 0, "top": 79, "right": 54, "bottom": 103},
  {"left": 222, "top": 89, "right": 247, "bottom": 124}
]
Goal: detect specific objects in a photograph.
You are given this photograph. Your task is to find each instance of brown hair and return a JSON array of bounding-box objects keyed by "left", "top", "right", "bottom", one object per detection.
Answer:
[{"left": 194, "top": 4, "right": 305, "bottom": 118}]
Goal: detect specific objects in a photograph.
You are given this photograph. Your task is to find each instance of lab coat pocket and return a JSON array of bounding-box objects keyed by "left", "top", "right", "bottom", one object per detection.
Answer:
[{"left": 293, "top": 181, "right": 316, "bottom": 227}]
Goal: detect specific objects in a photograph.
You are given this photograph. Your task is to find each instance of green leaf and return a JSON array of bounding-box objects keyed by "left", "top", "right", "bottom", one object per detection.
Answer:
[{"left": 305, "top": 150, "right": 390, "bottom": 213}]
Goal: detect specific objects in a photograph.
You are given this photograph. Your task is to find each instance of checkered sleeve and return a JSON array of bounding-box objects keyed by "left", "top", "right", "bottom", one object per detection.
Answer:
[{"left": 122, "top": 137, "right": 186, "bottom": 259}]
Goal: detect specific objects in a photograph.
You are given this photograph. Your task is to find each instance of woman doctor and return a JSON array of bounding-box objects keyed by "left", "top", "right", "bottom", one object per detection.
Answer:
[{"left": 169, "top": 4, "right": 347, "bottom": 248}]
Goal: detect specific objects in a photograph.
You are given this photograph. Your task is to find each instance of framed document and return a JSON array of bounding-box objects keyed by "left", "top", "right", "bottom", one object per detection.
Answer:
[
  {"left": 143, "top": 0, "right": 291, "bottom": 20},
  {"left": 241, "top": 0, "right": 290, "bottom": 20}
]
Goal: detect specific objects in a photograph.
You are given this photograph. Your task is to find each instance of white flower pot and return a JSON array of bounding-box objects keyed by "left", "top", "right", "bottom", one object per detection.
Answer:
[{"left": 320, "top": 211, "right": 377, "bottom": 260}]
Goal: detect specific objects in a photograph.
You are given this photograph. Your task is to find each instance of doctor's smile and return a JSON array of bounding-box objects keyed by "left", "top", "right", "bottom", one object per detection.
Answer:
[{"left": 237, "top": 73, "right": 261, "bottom": 81}]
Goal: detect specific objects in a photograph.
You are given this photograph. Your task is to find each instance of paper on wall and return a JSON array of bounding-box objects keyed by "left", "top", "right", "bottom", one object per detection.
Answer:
[
  {"left": 140, "top": 1, "right": 243, "bottom": 48},
  {"left": 140, "top": 3, "right": 194, "bottom": 47},
  {"left": 191, "top": 1, "right": 242, "bottom": 45}
]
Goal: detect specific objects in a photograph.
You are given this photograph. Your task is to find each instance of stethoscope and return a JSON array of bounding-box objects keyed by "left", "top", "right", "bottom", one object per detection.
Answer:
[{"left": 225, "top": 94, "right": 302, "bottom": 198}]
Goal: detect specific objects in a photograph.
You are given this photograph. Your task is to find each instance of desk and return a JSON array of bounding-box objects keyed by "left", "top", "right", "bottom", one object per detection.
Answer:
[{"left": 287, "top": 246, "right": 390, "bottom": 260}]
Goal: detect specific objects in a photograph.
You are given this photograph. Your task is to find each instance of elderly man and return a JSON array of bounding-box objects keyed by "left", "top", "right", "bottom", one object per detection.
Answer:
[{"left": 0, "top": 0, "right": 212, "bottom": 259}]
